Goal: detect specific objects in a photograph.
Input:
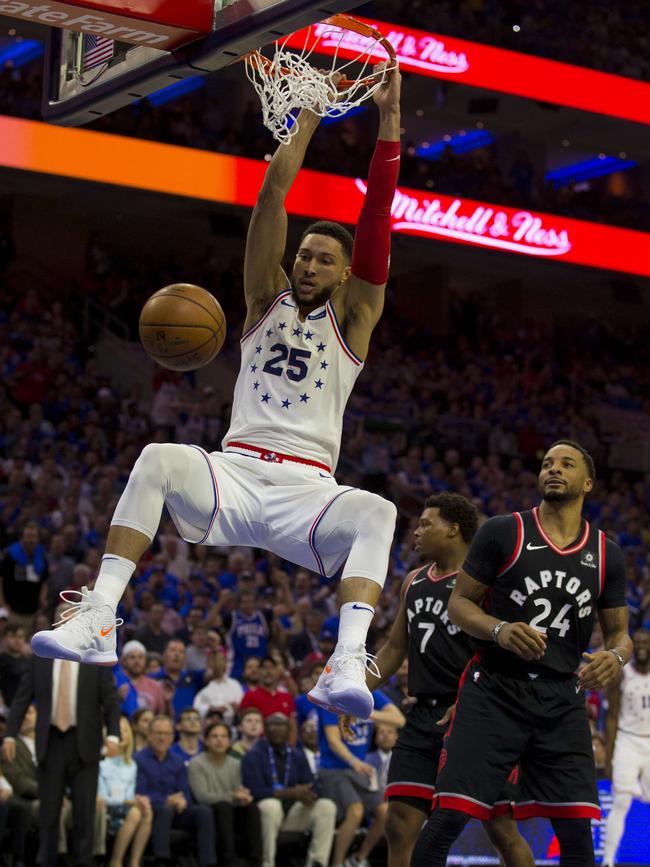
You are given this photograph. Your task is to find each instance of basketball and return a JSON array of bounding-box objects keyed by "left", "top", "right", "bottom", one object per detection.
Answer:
[{"left": 139, "top": 284, "right": 226, "bottom": 371}]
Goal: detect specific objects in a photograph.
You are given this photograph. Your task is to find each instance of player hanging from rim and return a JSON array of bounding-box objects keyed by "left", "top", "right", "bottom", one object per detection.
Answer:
[
  {"left": 31, "top": 62, "right": 402, "bottom": 720},
  {"left": 410, "top": 441, "right": 633, "bottom": 867},
  {"left": 602, "top": 628, "right": 650, "bottom": 867},
  {"left": 339, "top": 493, "right": 534, "bottom": 867}
]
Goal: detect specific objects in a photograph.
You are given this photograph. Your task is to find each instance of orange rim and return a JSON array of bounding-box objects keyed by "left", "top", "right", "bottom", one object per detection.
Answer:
[{"left": 242, "top": 13, "right": 398, "bottom": 89}]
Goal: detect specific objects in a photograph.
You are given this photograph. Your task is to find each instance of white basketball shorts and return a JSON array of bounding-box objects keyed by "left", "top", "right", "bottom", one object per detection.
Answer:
[{"left": 166, "top": 446, "right": 355, "bottom": 577}]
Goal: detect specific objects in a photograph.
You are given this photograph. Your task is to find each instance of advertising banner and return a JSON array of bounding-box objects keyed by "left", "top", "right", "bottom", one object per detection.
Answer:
[
  {"left": 1, "top": 115, "right": 649, "bottom": 278},
  {"left": 283, "top": 16, "right": 650, "bottom": 125},
  {"left": 0, "top": 0, "right": 213, "bottom": 48}
]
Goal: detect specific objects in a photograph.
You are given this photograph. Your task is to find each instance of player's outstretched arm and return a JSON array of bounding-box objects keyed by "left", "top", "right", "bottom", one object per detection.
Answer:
[
  {"left": 243, "top": 110, "right": 321, "bottom": 324},
  {"left": 341, "top": 63, "right": 401, "bottom": 361}
]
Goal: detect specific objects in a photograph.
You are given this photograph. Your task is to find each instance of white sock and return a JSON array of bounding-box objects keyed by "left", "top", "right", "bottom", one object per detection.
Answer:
[
  {"left": 335, "top": 601, "right": 375, "bottom": 651},
  {"left": 93, "top": 554, "right": 136, "bottom": 609}
]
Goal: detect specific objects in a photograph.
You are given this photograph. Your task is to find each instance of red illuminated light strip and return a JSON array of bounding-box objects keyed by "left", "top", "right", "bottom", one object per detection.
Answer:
[
  {"left": 282, "top": 17, "right": 650, "bottom": 126},
  {"left": 0, "top": 115, "right": 648, "bottom": 277}
]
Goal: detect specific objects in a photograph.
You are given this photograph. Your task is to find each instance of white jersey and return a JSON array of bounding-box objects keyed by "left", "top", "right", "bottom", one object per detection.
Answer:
[
  {"left": 617, "top": 665, "right": 650, "bottom": 737},
  {"left": 223, "top": 289, "right": 363, "bottom": 471}
]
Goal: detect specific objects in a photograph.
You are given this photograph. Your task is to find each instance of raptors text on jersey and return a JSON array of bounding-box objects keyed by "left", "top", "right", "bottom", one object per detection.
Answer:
[
  {"left": 223, "top": 290, "right": 363, "bottom": 471},
  {"left": 465, "top": 507, "right": 626, "bottom": 676},
  {"left": 404, "top": 563, "right": 473, "bottom": 698}
]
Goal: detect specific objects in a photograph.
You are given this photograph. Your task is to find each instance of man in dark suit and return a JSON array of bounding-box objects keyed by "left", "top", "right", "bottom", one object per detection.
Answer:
[{"left": 2, "top": 653, "right": 120, "bottom": 867}]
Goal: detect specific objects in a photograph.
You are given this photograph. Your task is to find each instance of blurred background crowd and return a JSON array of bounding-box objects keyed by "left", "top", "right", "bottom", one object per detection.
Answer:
[
  {"left": 0, "top": 244, "right": 648, "bottom": 863},
  {"left": 0, "top": 0, "right": 649, "bottom": 862}
]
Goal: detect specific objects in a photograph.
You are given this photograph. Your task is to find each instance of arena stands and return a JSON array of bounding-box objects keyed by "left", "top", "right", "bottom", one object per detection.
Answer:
[{"left": 1, "top": 2, "right": 649, "bottom": 861}]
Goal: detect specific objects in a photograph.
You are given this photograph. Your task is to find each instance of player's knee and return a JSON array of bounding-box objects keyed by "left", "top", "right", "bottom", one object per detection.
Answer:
[
  {"left": 611, "top": 790, "right": 633, "bottom": 810},
  {"left": 363, "top": 491, "right": 397, "bottom": 532},
  {"left": 483, "top": 815, "right": 522, "bottom": 853},
  {"left": 346, "top": 490, "right": 397, "bottom": 545},
  {"left": 134, "top": 442, "right": 186, "bottom": 484},
  {"left": 385, "top": 802, "right": 416, "bottom": 847},
  {"left": 340, "top": 489, "right": 396, "bottom": 531},
  {"left": 134, "top": 442, "right": 167, "bottom": 477}
]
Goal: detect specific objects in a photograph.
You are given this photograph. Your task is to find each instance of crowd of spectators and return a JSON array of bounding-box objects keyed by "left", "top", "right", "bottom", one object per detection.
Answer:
[
  {"left": 0, "top": 226, "right": 649, "bottom": 860},
  {"left": 384, "top": 0, "right": 650, "bottom": 81}
]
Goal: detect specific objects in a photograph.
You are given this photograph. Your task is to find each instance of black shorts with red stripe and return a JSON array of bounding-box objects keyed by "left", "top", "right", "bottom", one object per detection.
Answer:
[
  {"left": 434, "top": 659, "right": 600, "bottom": 822},
  {"left": 385, "top": 697, "right": 520, "bottom": 815},
  {"left": 385, "top": 699, "right": 452, "bottom": 812}
]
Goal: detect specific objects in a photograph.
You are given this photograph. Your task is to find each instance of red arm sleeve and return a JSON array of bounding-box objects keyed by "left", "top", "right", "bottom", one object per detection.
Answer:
[{"left": 351, "top": 139, "right": 400, "bottom": 285}]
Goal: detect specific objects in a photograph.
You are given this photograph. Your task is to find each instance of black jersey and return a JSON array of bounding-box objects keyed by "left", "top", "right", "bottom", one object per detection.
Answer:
[
  {"left": 404, "top": 562, "right": 474, "bottom": 698},
  {"left": 463, "top": 507, "right": 627, "bottom": 677}
]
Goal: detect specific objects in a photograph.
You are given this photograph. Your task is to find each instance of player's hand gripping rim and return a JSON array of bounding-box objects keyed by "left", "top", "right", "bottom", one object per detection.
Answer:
[
  {"left": 496, "top": 622, "right": 547, "bottom": 661},
  {"left": 577, "top": 650, "right": 621, "bottom": 691}
]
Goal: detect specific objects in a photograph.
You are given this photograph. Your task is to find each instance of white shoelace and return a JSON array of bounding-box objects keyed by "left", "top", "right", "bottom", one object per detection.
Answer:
[
  {"left": 53, "top": 586, "right": 122, "bottom": 642},
  {"left": 334, "top": 649, "right": 381, "bottom": 681}
]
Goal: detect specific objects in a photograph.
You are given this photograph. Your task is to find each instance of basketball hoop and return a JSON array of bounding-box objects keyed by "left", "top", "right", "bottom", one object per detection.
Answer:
[{"left": 243, "top": 15, "right": 398, "bottom": 144}]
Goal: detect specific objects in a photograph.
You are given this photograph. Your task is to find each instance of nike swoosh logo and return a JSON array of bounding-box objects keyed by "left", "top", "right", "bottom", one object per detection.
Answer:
[
  {"left": 411, "top": 577, "right": 427, "bottom": 585},
  {"left": 386, "top": 155, "right": 401, "bottom": 161},
  {"left": 352, "top": 604, "right": 374, "bottom": 612},
  {"left": 526, "top": 543, "right": 547, "bottom": 550},
  {"left": 319, "top": 472, "right": 330, "bottom": 478},
  {"left": 100, "top": 626, "right": 115, "bottom": 638}
]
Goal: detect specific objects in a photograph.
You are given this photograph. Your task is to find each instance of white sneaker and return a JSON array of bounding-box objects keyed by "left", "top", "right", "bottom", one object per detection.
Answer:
[
  {"left": 344, "top": 857, "right": 370, "bottom": 867},
  {"left": 31, "top": 587, "right": 122, "bottom": 665},
  {"left": 308, "top": 644, "right": 378, "bottom": 719}
]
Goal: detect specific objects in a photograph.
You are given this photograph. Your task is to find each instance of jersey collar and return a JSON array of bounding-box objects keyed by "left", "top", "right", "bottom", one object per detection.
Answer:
[{"left": 532, "top": 507, "right": 590, "bottom": 555}]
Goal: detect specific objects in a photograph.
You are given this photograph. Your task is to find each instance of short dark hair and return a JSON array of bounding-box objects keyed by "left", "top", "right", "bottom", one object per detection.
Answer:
[
  {"left": 177, "top": 707, "right": 200, "bottom": 723},
  {"left": 149, "top": 714, "right": 174, "bottom": 731},
  {"left": 423, "top": 493, "right": 480, "bottom": 544},
  {"left": 3, "top": 621, "right": 25, "bottom": 636},
  {"left": 238, "top": 707, "right": 264, "bottom": 722},
  {"left": 547, "top": 440, "right": 596, "bottom": 480},
  {"left": 164, "top": 638, "right": 185, "bottom": 652},
  {"left": 205, "top": 721, "right": 231, "bottom": 740},
  {"left": 300, "top": 221, "right": 354, "bottom": 262}
]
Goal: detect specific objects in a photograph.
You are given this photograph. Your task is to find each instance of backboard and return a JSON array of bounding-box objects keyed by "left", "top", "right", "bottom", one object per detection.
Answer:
[{"left": 41, "top": 0, "right": 361, "bottom": 125}]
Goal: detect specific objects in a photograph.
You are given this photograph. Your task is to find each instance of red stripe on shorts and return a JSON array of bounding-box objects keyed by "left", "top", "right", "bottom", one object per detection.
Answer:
[
  {"left": 514, "top": 801, "right": 601, "bottom": 820},
  {"left": 385, "top": 783, "right": 435, "bottom": 802},
  {"left": 436, "top": 794, "right": 494, "bottom": 820}
]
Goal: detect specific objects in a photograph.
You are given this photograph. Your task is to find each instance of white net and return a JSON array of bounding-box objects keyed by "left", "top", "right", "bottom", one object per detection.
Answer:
[{"left": 244, "top": 16, "right": 398, "bottom": 144}]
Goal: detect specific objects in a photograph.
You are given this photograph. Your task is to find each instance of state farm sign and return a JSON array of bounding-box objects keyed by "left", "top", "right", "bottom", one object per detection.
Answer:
[
  {"left": 362, "top": 181, "right": 572, "bottom": 257},
  {"left": 0, "top": 0, "right": 213, "bottom": 48}
]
